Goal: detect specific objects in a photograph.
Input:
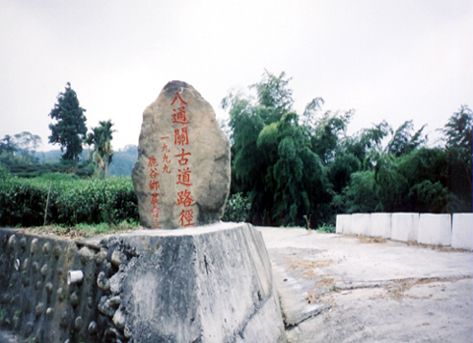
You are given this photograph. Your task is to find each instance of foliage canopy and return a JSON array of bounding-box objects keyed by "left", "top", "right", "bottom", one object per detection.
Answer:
[{"left": 223, "top": 71, "right": 472, "bottom": 227}]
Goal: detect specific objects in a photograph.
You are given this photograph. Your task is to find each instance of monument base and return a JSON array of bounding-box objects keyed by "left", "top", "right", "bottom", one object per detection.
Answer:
[
  {"left": 0, "top": 223, "right": 287, "bottom": 342},
  {"left": 111, "top": 222, "right": 287, "bottom": 342}
]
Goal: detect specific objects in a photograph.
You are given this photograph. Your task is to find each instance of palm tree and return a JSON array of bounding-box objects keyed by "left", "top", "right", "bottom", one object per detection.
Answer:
[{"left": 86, "top": 120, "right": 114, "bottom": 177}]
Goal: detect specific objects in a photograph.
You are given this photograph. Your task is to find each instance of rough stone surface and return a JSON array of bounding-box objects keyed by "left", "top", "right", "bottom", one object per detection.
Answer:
[
  {"left": 391, "top": 212, "right": 419, "bottom": 242},
  {"left": 106, "top": 222, "right": 286, "bottom": 343},
  {"left": 451, "top": 213, "right": 473, "bottom": 250},
  {"left": 418, "top": 213, "right": 451, "bottom": 246},
  {"left": 0, "top": 229, "right": 122, "bottom": 342},
  {"left": 369, "top": 212, "right": 391, "bottom": 238},
  {"left": 132, "top": 80, "right": 231, "bottom": 229}
]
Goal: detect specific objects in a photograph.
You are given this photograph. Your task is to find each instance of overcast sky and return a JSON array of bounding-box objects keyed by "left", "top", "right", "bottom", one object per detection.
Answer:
[{"left": 1, "top": 0, "right": 472, "bottom": 150}]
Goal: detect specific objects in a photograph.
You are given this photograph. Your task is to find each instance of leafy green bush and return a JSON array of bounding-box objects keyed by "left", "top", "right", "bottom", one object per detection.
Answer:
[
  {"left": 316, "top": 223, "right": 336, "bottom": 233},
  {"left": 0, "top": 173, "right": 138, "bottom": 226},
  {"left": 222, "top": 192, "right": 251, "bottom": 222}
]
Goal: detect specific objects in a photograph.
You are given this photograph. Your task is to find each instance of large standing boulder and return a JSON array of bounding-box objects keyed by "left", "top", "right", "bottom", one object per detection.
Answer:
[{"left": 133, "top": 81, "right": 230, "bottom": 229}]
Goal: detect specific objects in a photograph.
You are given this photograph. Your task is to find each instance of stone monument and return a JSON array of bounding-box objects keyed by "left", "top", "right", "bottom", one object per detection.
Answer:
[
  {"left": 0, "top": 81, "right": 287, "bottom": 343},
  {"left": 132, "top": 80, "right": 231, "bottom": 229}
]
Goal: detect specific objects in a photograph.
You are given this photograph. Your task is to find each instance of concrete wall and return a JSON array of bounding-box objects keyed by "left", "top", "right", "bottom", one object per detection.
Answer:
[
  {"left": 0, "top": 223, "right": 287, "bottom": 343},
  {"left": 369, "top": 213, "right": 391, "bottom": 238},
  {"left": 391, "top": 213, "right": 419, "bottom": 242},
  {"left": 351, "top": 213, "right": 370, "bottom": 236},
  {"left": 336, "top": 212, "right": 472, "bottom": 250},
  {"left": 336, "top": 214, "right": 350, "bottom": 234},
  {"left": 418, "top": 214, "right": 451, "bottom": 246},
  {"left": 451, "top": 213, "right": 473, "bottom": 250}
]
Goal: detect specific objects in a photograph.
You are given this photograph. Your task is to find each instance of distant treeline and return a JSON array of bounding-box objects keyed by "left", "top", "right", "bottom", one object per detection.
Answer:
[
  {"left": 0, "top": 143, "right": 137, "bottom": 178},
  {"left": 1, "top": 72, "right": 472, "bottom": 228},
  {"left": 223, "top": 71, "right": 472, "bottom": 227}
]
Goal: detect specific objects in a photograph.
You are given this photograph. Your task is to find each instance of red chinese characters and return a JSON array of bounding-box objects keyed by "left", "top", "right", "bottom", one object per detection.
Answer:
[
  {"left": 174, "top": 127, "right": 189, "bottom": 145},
  {"left": 177, "top": 167, "right": 192, "bottom": 186},
  {"left": 160, "top": 136, "right": 171, "bottom": 174},
  {"left": 171, "top": 93, "right": 189, "bottom": 124},
  {"left": 147, "top": 155, "right": 160, "bottom": 227},
  {"left": 171, "top": 91, "right": 194, "bottom": 227},
  {"left": 176, "top": 189, "right": 193, "bottom": 207}
]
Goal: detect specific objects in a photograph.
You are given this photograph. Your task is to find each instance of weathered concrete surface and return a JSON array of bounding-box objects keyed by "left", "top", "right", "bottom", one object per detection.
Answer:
[
  {"left": 335, "top": 214, "right": 350, "bottom": 234},
  {"left": 351, "top": 213, "right": 370, "bottom": 235},
  {"left": 369, "top": 213, "right": 391, "bottom": 238},
  {"left": 451, "top": 213, "right": 473, "bottom": 250},
  {"left": 418, "top": 213, "right": 452, "bottom": 246},
  {"left": 0, "top": 224, "right": 285, "bottom": 343},
  {"left": 133, "top": 80, "right": 231, "bottom": 229},
  {"left": 101, "top": 223, "right": 287, "bottom": 343},
  {"left": 259, "top": 227, "right": 473, "bottom": 343},
  {"left": 391, "top": 212, "right": 419, "bottom": 242}
]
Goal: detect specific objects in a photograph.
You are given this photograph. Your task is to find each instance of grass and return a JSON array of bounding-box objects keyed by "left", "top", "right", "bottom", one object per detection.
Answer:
[
  {"left": 18, "top": 219, "right": 140, "bottom": 239},
  {"left": 316, "top": 223, "right": 336, "bottom": 233}
]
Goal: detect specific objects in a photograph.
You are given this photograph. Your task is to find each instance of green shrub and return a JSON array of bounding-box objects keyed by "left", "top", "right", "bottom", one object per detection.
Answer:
[
  {"left": 0, "top": 174, "right": 138, "bottom": 226},
  {"left": 222, "top": 192, "right": 251, "bottom": 222},
  {"left": 317, "top": 223, "right": 335, "bottom": 233}
]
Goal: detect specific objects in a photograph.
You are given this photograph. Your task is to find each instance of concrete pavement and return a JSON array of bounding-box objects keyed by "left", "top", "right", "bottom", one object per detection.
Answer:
[{"left": 258, "top": 227, "right": 473, "bottom": 343}]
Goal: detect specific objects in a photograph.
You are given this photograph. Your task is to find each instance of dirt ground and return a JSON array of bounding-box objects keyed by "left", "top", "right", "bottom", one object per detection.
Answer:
[{"left": 258, "top": 227, "right": 473, "bottom": 343}]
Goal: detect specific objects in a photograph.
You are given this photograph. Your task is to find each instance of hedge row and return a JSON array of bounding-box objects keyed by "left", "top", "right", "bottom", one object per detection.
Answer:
[{"left": 0, "top": 173, "right": 138, "bottom": 227}]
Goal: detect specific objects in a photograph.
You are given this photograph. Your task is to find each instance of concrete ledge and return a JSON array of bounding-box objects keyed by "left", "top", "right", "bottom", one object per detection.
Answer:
[
  {"left": 391, "top": 213, "right": 419, "bottom": 242},
  {"left": 118, "top": 223, "right": 286, "bottom": 342},
  {"left": 336, "top": 214, "right": 351, "bottom": 234},
  {"left": 351, "top": 213, "right": 370, "bottom": 236},
  {"left": 337, "top": 212, "right": 471, "bottom": 250},
  {"left": 451, "top": 213, "right": 473, "bottom": 250},
  {"left": 369, "top": 213, "right": 391, "bottom": 238},
  {"left": 418, "top": 214, "right": 451, "bottom": 246}
]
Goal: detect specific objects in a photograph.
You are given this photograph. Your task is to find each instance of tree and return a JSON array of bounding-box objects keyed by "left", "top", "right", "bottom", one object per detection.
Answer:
[
  {"left": 12, "top": 131, "right": 42, "bottom": 153},
  {"left": 48, "top": 82, "right": 87, "bottom": 162},
  {"left": 224, "top": 71, "right": 332, "bottom": 226},
  {"left": 442, "top": 105, "right": 473, "bottom": 150},
  {"left": 0, "top": 135, "right": 17, "bottom": 155},
  {"left": 328, "top": 152, "right": 360, "bottom": 193},
  {"left": 86, "top": 120, "right": 114, "bottom": 177},
  {"left": 310, "top": 110, "right": 352, "bottom": 165},
  {"left": 334, "top": 171, "right": 379, "bottom": 213},
  {"left": 343, "top": 121, "right": 391, "bottom": 168},
  {"left": 442, "top": 105, "right": 472, "bottom": 211},
  {"left": 387, "top": 120, "right": 427, "bottom": 157},
  {"left": 0, "top": 132, "right": 42, "bottom": 166},
  {"left": 253, "top": 70, "right": 294, "bottom": 122}
]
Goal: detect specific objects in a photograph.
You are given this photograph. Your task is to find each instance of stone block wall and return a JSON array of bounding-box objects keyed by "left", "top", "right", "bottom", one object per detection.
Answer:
[
  {"left": 0, "top": 230, "right": 133, "bottom": 342},
  {"left": 336, "top": 212, "right": 473, "bottom": 250}
]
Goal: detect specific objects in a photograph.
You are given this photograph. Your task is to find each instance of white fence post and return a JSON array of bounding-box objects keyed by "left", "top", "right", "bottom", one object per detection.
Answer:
[{"left": 451, "top": 213, "right": 473, "bottom": 250}]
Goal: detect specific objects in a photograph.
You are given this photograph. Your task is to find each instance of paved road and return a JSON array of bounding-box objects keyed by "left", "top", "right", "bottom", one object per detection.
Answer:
[{"left": 258, "top": 227, "right": 473, "bottom": 343}]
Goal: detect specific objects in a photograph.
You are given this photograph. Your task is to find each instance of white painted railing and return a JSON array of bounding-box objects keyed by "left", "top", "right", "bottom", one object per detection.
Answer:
[{"left": 336, "top": 213, "right": 473, "bottom": 250}]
